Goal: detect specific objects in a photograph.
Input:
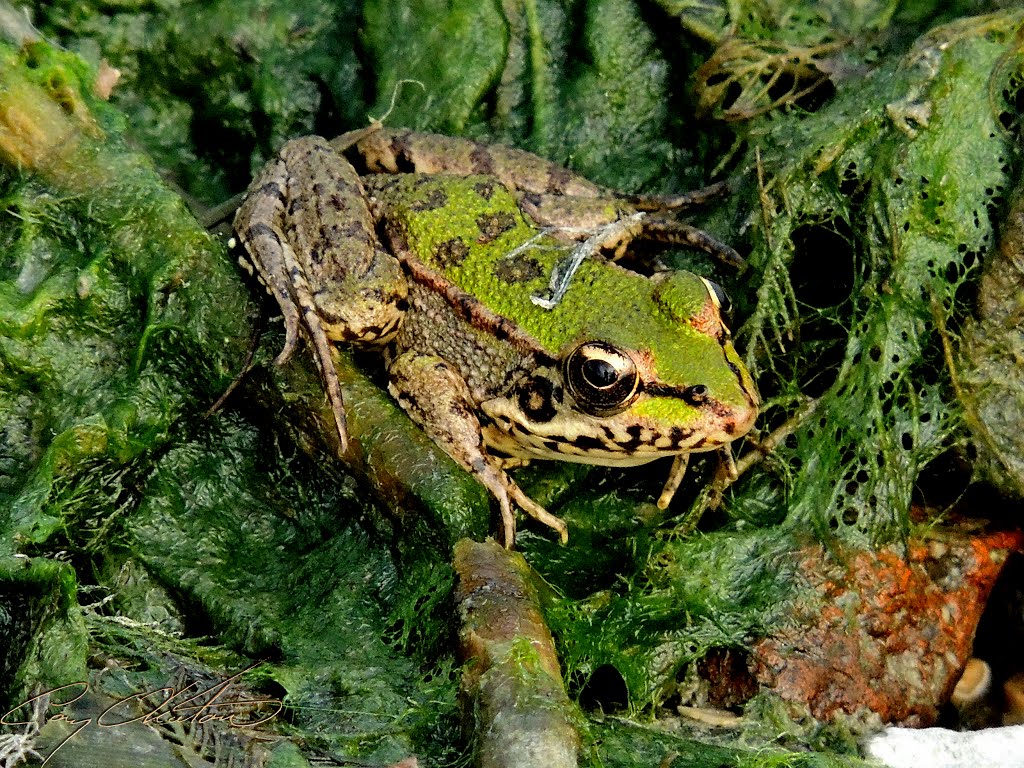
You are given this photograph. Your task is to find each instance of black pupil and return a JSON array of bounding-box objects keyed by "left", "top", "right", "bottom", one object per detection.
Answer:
[{"left": 582, "top": 358, "right": 618, "bottom": 388}]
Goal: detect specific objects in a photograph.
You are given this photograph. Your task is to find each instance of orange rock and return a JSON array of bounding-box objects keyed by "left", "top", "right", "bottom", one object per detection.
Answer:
[{"left": 748, "top": 531, "right": 1024, "bottom": 726}]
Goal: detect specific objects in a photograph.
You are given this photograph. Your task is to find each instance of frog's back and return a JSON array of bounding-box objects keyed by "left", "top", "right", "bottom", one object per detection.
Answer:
[{"left": 372, "top": 174, "right": 725, "bottom": 397}]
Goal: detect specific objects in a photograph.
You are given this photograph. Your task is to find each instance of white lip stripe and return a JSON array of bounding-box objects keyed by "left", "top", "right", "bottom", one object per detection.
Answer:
[{"left": 510, "top": 423, "right": 714, "bottom": 456}]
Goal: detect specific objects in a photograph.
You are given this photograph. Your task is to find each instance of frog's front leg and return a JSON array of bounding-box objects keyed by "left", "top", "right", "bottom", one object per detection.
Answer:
[
  {"left": 387, "top": 351, "right": 568, "bottom": 546},
  {"left": 234, "top": 136, "right": 408, "bottom": 452}
]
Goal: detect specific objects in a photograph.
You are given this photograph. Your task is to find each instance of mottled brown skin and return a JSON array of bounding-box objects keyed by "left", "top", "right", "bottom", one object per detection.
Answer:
[
  {"left": 335, "top": 127, "right": 606, "bottom": 199},
  {"left": 234, "top": 136, "right": 408, "bottom": 449}
]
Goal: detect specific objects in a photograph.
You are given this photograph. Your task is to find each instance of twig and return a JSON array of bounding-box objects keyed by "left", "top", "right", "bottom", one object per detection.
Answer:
[{"left": 454, "top": 539, "right": 578, "bottom": 768}]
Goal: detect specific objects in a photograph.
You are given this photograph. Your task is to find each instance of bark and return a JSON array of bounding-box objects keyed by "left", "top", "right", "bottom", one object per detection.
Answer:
[{"left": 454, "top": 539, "right": 579, "bottom": 768}]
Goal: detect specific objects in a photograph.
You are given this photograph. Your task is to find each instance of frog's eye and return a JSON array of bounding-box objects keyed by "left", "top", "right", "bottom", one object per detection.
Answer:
[
  {"left": 699, "top": 277, "right": 732, "bottom": 321},
  {"left": 564, "top": 342, "right": 641, "bottom": 416}
]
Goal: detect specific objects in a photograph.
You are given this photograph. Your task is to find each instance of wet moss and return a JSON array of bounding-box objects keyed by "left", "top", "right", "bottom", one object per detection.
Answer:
[{"left": 4, "top": 2, "right": 1024, "bottom": 765}]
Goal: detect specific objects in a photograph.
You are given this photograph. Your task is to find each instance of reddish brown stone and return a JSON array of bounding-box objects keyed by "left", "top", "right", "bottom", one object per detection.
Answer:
[
  {"left": 697, "top": 649, "right": 759, "bottom": 710},
  {"left": 748, "top": 531, "right": 1024, "bottom": 726}
]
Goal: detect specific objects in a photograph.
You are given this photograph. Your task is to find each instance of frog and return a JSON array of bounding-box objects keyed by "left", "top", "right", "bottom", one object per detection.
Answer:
[{"left": 233, "top": 127, "right": 759, "bottom": 545}]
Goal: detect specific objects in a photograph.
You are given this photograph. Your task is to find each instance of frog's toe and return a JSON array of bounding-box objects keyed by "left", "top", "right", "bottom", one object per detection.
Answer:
[
  {"left": 642, "top": 218, "right": 745, "bottom": 270},
  {"left": 328, "top": 402, "right": 349, "bottom": 454},
  {"left": 495, "top": 491, "right": 516, "bottom": 549},
  {"left": 273, "top": 306, "right": 302, "bottom": 366},
  {"left": 509, "top": 485, "right": 568, "bottom": 545},
  {"left": 273, "top": 340, "right": 295, "bottom": 367}
]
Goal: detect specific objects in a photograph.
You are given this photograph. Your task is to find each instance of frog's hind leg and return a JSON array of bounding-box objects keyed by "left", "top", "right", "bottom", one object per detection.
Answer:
[
  {"left": 234, "top": 161, "right": 306, "bottom": 366},
  {"left": 336, "top": 127, "right": 607, "bottom": 199},
  {"left": 387, "top": 351, "right": 569, "bottom": 546},
  {"left": 638, "top": 217, "right": 745, "bottom": 269},
  {"left": 616, "top": 180, "right": 729, "bottom": 212},
  {"left": 273, "top": 230, "right": 352, "bottom": 453}
]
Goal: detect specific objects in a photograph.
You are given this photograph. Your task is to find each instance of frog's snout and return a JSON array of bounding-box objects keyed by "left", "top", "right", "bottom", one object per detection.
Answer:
[
  {"left": 727, "top": 398, "right": 759, "bottom": 441},
  {"left": 698, "top": 381, "right": 758, "bottom": 447}
]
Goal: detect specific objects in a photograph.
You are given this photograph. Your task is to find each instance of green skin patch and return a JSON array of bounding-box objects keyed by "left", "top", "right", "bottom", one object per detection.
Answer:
[{"left": 376, "top": 174, "right": 754, "bottom": 429}]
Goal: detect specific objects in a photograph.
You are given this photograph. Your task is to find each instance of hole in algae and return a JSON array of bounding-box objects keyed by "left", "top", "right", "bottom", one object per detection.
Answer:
[
  {"left": 789, "top": 219, "right": 856, "bottom": 397},
  {"left": 578, "top": 664, "right": 629, "bottom": 713},
  {"left": 913, "top": 448, "right": 970, "bottom": 510},
  {"left": 790, "top": 221, "right": 855, "bottom": 309}
]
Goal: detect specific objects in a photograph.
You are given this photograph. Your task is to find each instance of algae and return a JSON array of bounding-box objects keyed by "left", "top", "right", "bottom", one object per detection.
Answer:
[{"left": 2, "top": 1, "right": 1024, "bottom": 766}]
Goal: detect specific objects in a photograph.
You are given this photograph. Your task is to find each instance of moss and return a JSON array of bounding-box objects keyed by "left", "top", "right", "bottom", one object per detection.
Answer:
[
  {"left": 126, "top": 418, "right": 463, "bottom": 762},
  {"left": 34, "top": 0, "right": 365, "bottom": 204},
  {"left": 0, "top": 43, "right": 255, "bottom": 552},
  {"left": 0, "top": 558, "right": 89, "bottom": 711},
  {"left": 4, "top": 2, "right": 1024, "bottom": 766}
]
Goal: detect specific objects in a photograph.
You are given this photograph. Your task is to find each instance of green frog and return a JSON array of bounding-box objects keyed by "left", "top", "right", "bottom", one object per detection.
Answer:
[{"left": 233, "top": 127, "right": 759, "bottom": 544}]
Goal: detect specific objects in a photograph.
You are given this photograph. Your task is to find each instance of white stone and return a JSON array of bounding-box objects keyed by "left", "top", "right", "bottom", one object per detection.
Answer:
[{"left": 863, "top": 725, "right": 1024, "bottom": 768}]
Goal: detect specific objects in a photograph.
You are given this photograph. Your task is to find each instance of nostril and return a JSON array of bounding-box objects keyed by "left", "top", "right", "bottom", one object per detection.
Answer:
[{"left": 683, "top": 384, "right": 709, "bottom": 405}]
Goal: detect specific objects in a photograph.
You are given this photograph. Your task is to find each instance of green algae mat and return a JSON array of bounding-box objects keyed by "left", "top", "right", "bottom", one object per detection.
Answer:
[{"left": 2, "top": 2, "right": 1024, "bottom": 766}]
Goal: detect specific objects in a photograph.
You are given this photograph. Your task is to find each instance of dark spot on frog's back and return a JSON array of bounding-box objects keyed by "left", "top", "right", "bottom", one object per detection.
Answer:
[
  {"left": 457, "top": 294, "right": 479, "bottom": 319},
  {"left": 546, "top": 165, "right": 574, "bottom": 194},
  {"left": 494, "top": 255, "right": 544, "bottom": 284},
  {"left": 409, "top": 187, "right": 448, "bottom": 212},
  {"left": 326, "top": 192, "right": 351, "bottom": 213},
  {"left": 477, "top": 212, "right": 517, "bottom": 244},
  {"left": 321, "top": 220, "right": 372, "bottom": 248},
  {"left": 245, "top": 221, "right": 282, "bottom": 245},
  {"left": 473, "top": 179, "right": 496, "bottom": 200},
  {"left": 434, "top": 238, "right": 471, "bottom": 267},
  {"left": 490, "top": 318, "right": 517, "bottom": 343},
  {"left": 254, "top": 180, "right": 283, "bottom": 201},
  {"left": 517, "top": 375, "right": 558, "bottom": 423},
  {"left": 470, "top": 144, "right": 495, "bottom": 175}
]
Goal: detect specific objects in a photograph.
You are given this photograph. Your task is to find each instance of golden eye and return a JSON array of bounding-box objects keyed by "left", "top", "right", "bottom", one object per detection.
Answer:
[{"left": 563, "top": 342, "right": 641, "bottom": 416}]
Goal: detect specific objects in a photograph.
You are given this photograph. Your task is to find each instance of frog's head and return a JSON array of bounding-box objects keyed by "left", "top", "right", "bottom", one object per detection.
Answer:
[{"left": 479, "top": 270, "right": 759, "bottom": 465}]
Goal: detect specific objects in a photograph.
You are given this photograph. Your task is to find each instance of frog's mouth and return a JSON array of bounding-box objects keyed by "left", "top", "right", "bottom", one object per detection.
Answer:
[{"left": 479, "top": 389, "right": 758, "bottom": 466}]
